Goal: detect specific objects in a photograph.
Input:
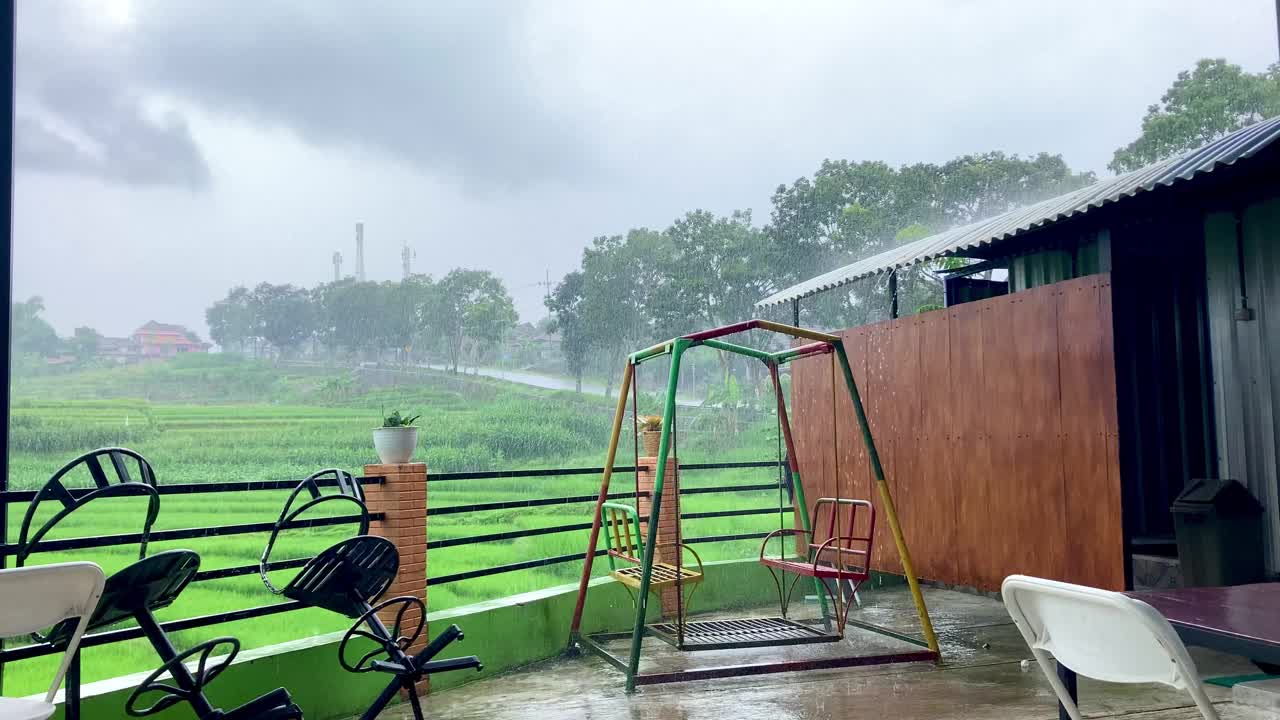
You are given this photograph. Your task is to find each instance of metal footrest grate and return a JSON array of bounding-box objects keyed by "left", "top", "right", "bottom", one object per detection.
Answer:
[{"left": 646, "top": 617, "right": 839, "bottom": 651}]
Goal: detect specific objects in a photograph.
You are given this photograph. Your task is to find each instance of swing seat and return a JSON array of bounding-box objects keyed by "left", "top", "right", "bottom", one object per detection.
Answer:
[
  {"left": 611, "top": 559, "right": 703, "bottom": 591},
  {"left": 601, "top": 502, "right": 704, "bottom": 591},
  {"left": 759, "top": 498, "right": 875, "bottom": 581}
]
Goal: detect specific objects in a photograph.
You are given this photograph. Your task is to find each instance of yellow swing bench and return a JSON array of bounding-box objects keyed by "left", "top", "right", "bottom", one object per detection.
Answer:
[{"left": 600, "top": 502, "right": 703, "bottom": 594}]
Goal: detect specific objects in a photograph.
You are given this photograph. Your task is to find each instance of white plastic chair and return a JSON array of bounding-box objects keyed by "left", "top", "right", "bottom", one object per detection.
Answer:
[
  {"left": 0, "top": 562, "right": 105, "bottom": 720},
  {"left": 1002, "top": 574, "right": 1220, "bottom": 720}
]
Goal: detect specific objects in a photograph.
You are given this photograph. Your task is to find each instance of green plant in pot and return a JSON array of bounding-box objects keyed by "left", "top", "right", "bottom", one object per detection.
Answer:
[
  {"left": 638, "top": 415, "right": 664, "bottom": 457},
  {"left": 374, "top": 410, "right": 420, "bottom": 464}
]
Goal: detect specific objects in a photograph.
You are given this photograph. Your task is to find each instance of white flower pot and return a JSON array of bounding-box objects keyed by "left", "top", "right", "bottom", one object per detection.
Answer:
[{"left": 373, "top": 426, "right": 418, "bottom": 464}]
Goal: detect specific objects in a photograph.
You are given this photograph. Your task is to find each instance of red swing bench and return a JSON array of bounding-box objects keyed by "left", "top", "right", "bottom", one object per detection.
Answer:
[{"left": 758, "top": 497, "right": 875, "bottom": 634}]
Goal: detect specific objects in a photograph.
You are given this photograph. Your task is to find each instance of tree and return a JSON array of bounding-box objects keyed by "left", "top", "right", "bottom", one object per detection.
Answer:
[
  {"left": 11, "top": 296, "right": 61, "bottom": 356},
  {"left": 429, "top": 269, "right": 518, "bottom": 372},
  {"left": 313, "top": 280, "right": 387, "bottom": 358},
  {"left": 206, "top": 286, "right": 256, "bottom": 354},
  {"left": 386, "top": 275, "right": 434, "bottom": 363},
  {"left": 1110, "top": 59, "right": 1280, "bottom": 173},
  {"left": 247, "top": 283, "right": 315, "bottom": 359},
  {"left": 577, "top": 230, "right": 669, "bottom": 396},
  {"left": 765, "top": 152, "right": 1092, "bottom": 328},
  {"left": 546, "top": 271, "right": 590, "bottom": 392},
  {"left": 71, "top": 326, "right": 102, "bottom": 361}
]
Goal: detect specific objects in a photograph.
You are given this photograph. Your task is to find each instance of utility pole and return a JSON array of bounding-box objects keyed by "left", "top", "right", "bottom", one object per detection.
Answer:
[
  {"left": 401, "top": 243, "right": 416, "bottom": 280},
  {"left": 332, "top": 251, "right": 343, "bottom": 282},
  {"left": 355, "top": 222, "right": 366, "bottom": 282},
  {"left": 535, "top": 269, "right": 555, "bottom": 308}
]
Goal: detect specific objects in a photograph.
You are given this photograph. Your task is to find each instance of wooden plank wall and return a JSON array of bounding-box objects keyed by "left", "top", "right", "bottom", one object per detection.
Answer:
[{"left": 790, "top": 274, "right": 1124, "bottom": 591}]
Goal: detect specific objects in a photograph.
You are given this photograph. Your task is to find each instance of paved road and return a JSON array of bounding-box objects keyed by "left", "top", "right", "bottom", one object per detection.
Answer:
[{"left": 419, "top": 363, "right": 702, "bottom": 407}]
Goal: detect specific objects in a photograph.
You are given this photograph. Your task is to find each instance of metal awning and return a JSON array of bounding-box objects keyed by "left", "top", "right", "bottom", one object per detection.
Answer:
[{"left": 757, "top": 115, "right": 1280, "bottom": 309}]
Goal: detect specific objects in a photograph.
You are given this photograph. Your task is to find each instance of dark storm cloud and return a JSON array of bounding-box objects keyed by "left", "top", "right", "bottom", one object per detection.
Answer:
[
  {"left": 16, "top": 3, "right": 212, "bottom": 190},
  {"left": 132, "top": 2, "right": 592, "bottom": 187},
  {"left": 16, "top": 2, "right": 594, "bottom": 191}
]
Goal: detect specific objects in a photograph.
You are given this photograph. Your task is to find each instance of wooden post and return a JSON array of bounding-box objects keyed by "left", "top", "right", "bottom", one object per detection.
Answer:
[
  {"left": 363, "top": 461, "right": 428, "bottom": 691},
  {"left": 636, "top": 455, "right": 681, "bottom": 615}
]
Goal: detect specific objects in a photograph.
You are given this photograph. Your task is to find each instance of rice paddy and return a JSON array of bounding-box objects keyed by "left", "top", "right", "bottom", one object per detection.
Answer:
[{"left": 3, "top": 356, "right": 783, "bottom": 694}]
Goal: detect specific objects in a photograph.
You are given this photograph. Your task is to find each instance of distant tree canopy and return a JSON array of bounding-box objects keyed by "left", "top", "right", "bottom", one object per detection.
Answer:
[
  {"left": 11, "top": 296, "right": 61, "bottom": 357},
  {"left": 543, "top": 150, "right": 1094, "bottom": 396},
  {"left": 204, "top": 270, "right": 517, "bottom": 368},
  {"left": 1110, "top": 58, "right": 1280, "bottom": 173}
]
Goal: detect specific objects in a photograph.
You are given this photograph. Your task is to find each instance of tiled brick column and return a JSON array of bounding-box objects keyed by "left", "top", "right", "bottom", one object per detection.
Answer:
[
  {"left": 363, "top": 461, "right": 428, "bottom": 690},
  {"left": 636, "top": 455, "right": 682, "bottom": 616}
]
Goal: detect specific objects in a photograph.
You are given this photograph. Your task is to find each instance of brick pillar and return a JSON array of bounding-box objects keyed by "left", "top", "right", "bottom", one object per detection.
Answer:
[
  {"left": 636, "top": 455, "right": 682, "bottom": 616},
  {"left": 363, "top": 461, "right": 428, "bottom": 691}
]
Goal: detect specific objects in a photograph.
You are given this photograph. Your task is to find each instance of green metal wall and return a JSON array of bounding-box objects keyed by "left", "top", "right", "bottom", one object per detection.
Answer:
[{"left": 1008, "top": 229, "right": 1111, "bottom": 292}]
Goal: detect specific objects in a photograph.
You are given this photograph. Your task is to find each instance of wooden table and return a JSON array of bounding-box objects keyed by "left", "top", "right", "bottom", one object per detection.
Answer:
[{"left": 1057, "top": 583, "right": 1280, "bottom": 720}]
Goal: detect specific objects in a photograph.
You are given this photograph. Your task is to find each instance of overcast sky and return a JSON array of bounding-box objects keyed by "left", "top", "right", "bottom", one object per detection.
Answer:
[{"left": 13, "top": 1, "right": 1278, "bottom": 338}]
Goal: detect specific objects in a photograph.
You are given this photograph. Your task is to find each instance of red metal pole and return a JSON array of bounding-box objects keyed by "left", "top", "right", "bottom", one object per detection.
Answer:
[{"left": 569, "top": 361, "right": 634, "bottom": 641}]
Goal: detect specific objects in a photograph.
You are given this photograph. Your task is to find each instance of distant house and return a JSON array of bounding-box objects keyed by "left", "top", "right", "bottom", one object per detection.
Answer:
[
  {"left": 132, "top": 321, "right": 211, "bottom": 358},
  {"left": 96, "top": 336, "right": 138, "bottom": 363}
]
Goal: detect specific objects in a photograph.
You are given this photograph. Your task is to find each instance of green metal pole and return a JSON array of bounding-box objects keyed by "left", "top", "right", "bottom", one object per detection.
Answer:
[
  {"left": 832, "top": 341, "right": 939, "bottom": 654},
  {"left": 699, "top": 338, "right": 775, "bottom": 363},
  {"left": 625, "top": 339, "right": 687, "bottom": 692}
]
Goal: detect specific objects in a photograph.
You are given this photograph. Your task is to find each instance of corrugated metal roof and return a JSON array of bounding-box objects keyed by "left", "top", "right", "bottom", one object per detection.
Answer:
[{"left": 757, "top": 115, "right": 1280, "bottom": 308}]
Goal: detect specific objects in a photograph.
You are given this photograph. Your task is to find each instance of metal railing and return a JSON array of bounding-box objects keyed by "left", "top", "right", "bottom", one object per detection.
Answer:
[
  {"left": 423, "top": 460, "right": 784, "bottom": 586},
  {"left": 0, "top": 460, "right": 783, "bottom": 670},
  {"left": 0, "top": 474, "right": 386, "bottom": 665}
]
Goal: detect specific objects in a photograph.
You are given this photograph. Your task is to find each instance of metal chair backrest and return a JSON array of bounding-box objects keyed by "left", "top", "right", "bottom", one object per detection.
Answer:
[
  {"left": 1002, "top": 575, "right": 1220, "bottom": 720},
  {"left": 17, "top": 448, "right": 160, "bottom": 567},
  {"left": 261, "top": 468, "right": 369, "bottom": 594},
  {"left": 0, "top": 562, "right": 106, "bottom": 704},
  {"left": 601, "top": 502, "right": 643, "bottom": 569},
  {"left": 811, "top": 498, "right": 874, "bottom": 571}
]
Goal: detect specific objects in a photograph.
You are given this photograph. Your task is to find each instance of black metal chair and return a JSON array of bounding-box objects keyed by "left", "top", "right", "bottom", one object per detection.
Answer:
[
  {"left": 18, "top": 448, "right": 303, "bottom": 720},
  {"left": 263, "top": 472, "right": 482, "bottom": 720}
]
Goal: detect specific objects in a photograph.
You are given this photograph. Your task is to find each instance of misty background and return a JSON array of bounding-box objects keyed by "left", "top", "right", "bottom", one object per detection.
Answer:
[{"left": 13, "top": 1, "right": 1279, "bottom": 338}]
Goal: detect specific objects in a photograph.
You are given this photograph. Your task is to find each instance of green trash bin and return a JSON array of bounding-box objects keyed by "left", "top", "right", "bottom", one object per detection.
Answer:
[{"left": 1170, "top": 479, "right": 1265, "bottom": 587}]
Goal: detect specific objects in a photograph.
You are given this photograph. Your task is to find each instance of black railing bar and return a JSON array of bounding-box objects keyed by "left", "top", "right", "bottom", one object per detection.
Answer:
[
  {"left": 0, "top": 475, "right": 385, "bottom": 504},
  {"left": 680, "top": 507, "right": 783, "bottom": 520},
  {"left": 679, "top": 483, "right": 782, "bottom": 496},
  {"left": 194, "top": 557, "right": 312, "bottom": 583},
  {"left": 0, "top": 601, "right": 305, "bottom": 663},
  {"left": 684, "top": 531, "right": 771, "bottom": 544},
  {"left": 677, "top": 461, "right": 779, "bottom": 471},
  {"left": 426, "top": 491, "right": 644, "bottom": 517},
  {"left": 428, "top": 530, "right": 771, "bottom": 587},
  {"left": 427, "top": 521, "right": 595, "bottom": 550},
  {"left": 0, "top": 514, "right": 379, "bottom": 557},
  {"left": 426, "top": 549, "right": 607, "bottom": 586},
  {"left": 425, "top": 460, "right": 774, "bottom": 483},
  {"left": 428, "top": 466, "right": 647, "bottom": 482}
]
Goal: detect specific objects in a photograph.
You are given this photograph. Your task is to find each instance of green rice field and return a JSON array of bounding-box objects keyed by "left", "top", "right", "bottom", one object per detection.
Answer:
[{"left": 3, "top": 356, "right": 786, "bottom": 695}]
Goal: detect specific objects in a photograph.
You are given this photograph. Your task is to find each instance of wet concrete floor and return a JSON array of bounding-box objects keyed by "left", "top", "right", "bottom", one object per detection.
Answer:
[{"left": 384, "top": 587, "right": 1276, "bottom": 719}]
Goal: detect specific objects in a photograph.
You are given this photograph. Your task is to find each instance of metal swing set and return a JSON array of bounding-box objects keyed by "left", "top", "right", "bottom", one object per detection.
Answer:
[{"left": 567, "top": 319, "right": 941, "bottom": 692}]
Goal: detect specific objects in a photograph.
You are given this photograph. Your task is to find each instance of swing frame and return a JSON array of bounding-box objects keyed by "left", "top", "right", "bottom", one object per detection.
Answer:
[{"left": 567, "top": 319, "right": 941, "bottom": 692}]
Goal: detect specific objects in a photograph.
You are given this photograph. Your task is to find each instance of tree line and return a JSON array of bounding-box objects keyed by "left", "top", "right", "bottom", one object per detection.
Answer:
[
  {"left": 545, "top": 58, "right": 1280, "bottom": 395},
  {"left": 205, "top": 268, "right": 517, "bottom": 371}
]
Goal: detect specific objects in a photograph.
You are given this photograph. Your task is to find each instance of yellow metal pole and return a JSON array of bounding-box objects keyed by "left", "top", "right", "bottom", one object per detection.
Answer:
[
  {"left": 832, "top": 342, "right": 939, "bottom": 654},
  {"left": 752, "top": 319, "right": 840, "bottom": 344},
  {"left": 568, "top": 361, "right": 634, "bottom": 641}
]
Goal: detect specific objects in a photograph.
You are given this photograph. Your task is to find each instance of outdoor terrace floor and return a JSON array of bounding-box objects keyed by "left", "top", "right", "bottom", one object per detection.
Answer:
[{"left": 393, "top": 586, "right": 1277, "bottom": 720}]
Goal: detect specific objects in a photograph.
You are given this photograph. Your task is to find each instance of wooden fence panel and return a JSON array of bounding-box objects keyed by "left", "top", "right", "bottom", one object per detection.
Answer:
[{"left": 790, "top": 274, "right": 1123, "bottom": 591}]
